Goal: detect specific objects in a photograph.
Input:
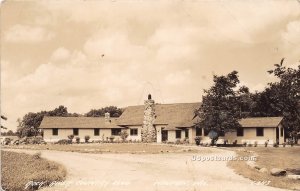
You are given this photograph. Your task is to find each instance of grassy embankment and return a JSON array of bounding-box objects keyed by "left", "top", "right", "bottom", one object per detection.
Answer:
[
  {"left": 1, "top": 151, "right": 66, "bottom": 191},
  {"left": 227, "top": 147, "right": 300, "bottom": 190}
]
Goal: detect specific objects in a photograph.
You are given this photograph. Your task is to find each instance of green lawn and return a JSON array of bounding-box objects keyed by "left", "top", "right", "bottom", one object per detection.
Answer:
[
  {"left": 227, "top": 147, "right": 300, "bottom": 190},
  {"left": 1, "top": 151, "right": 66, "bottom": 191}
]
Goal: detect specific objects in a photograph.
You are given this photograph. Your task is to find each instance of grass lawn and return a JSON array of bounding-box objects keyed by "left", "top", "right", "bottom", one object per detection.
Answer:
[
  {"left": 3, "top": 143, "right": 214, "bottom": 154},
  {"left": 1, "top": 151, "right": 66, "bottom": 191},
  {"left": 227, "top": 147, "right": 300, "bottom": 190}
]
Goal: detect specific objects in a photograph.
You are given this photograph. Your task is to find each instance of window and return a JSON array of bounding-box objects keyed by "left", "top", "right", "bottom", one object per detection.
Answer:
[
  {"left": 280, "top": 128, "right": 283, "bottom": 137},
  {"left": 204, "top": 129, "right": 209, "bottom": 136},
  {"left": 237, "top": 128, "right": 244, "bottom": 136},
  {"left": 176, "top": 130, "right": 181, "bottom": 139},
  {"left": 111, "top": 128, "right": 122, "bottom": 136},
  {"left": 94, "top": 128, "right": 100, "bottom": 136},
  {"left": 196, "top": 128, "right": 202, "bottom": 136},
  {"left": 130, "top": 128, "right": 138, "bottom": 136},
  {"left": 73, "top": 128, "right": 79, "bottom": 136},
  {"left": 185, "top": 129, "right": 189, "bottom": 138},
  {"left": 52, "top": 128, "right": 58, "bottom": 136},
  {"left": 256, "top": 128, "right": 264, "bottom": 136}
]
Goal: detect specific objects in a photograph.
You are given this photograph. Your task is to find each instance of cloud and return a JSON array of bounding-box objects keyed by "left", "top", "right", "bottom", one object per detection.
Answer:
[
  {"left": 2, "top": 0, "right": 300, "bottom": 131},
  {"left": 4, "top": 24, "right": 55, "bottom": 43},
  {"left": 50, "top": 47, "right": 71, "bottom": 61}
]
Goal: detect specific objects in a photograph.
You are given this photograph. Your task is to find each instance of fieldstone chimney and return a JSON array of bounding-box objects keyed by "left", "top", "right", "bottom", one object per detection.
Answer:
[
  {"left": 141, "top": 94, "right": 156, "bottom": 142},
  {"left": 104, "top": 112, "right": 110, "bottom": 123}
]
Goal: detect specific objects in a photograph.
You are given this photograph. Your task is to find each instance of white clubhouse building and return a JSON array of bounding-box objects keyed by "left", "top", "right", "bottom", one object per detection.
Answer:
[{"left": 40, "top": 96, "right": 285, "bottom": 145}]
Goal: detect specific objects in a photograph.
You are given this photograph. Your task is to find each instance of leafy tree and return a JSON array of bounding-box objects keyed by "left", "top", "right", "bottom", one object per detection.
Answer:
[
  {"left": 265, "top": 59, "right": 300, "bottom": 142},
  {"left": 85, "top": 106, "right": 123, "bottom": 117},
  {"left": 196, "top": 71, "right": 249, "bottom": 145},
  {"left": 18, "top": 105, "right": 80, "bottom": 138},
  {"left": 48, "top": 105, "right": 68, "bottom": 116}
]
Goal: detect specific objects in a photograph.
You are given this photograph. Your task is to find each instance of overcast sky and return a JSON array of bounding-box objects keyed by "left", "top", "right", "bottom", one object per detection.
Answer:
[{"left": 1, "top": 0, "right": 300, "bottom": 131}]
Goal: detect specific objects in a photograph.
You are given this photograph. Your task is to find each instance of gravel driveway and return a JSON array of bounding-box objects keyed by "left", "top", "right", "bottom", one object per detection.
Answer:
[{"left": 6, "top": 148, "right": 286, "bottom": 191}]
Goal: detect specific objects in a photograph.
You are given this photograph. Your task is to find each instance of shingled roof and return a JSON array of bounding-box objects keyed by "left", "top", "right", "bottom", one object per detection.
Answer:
[
  {"left": 239, "top": 117, "right": 283, "bottom": 128},
  {"left": 39, "top": 116, "right": 122, "bottom": 129},
  {"left": 117, "top": 102, "right": 201, "bottom": 128}
]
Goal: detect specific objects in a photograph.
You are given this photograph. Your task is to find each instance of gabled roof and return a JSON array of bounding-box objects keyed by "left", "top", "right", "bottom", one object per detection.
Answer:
[
  {"left": 117, "top": 102, "right": 201, "bottom": 128},
  {"left": 39, "top": 116, "right": 122, "bottom": 129},
  {"left": 239, "top": 117, "right": 283, "bottom": 128}
]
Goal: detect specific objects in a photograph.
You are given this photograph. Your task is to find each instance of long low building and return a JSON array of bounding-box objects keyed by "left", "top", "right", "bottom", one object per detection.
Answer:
[{"left": 39, "top": 95, "right": 285, "bottom": 144}]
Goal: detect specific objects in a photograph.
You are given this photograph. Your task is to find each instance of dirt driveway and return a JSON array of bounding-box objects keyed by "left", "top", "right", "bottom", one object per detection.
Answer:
[{"left": 7, "top": 148, "right": 286, "bottom": 191}]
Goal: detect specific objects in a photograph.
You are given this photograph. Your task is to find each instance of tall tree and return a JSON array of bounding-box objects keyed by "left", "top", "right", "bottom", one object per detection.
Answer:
[
  {"left": 265, "top": 58, "right": 300, "bottom": 142},
  {"left": 17, "top": 105, "right": 80, "bottom": 137},
  {"left": 196, "top": 71, "right": 249, "bottom": 145}
]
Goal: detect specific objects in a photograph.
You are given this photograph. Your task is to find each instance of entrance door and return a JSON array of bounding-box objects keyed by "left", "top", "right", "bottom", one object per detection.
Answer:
[
  {"left": 185, "top": 129, "right": 189, "bottom": 138},
  {"left": 276, "top": 127, "right": 279, "bottom": 144},
  {"left": 162, "top": 130, "right": 168, "bottom": 142}
]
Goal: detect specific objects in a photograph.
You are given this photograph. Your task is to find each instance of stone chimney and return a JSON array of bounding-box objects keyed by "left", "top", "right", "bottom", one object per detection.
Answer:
[
  {"left": 141, "top": 94, "right": 156, "bottom": 142},
  {"left": 104, "top": 112, "right": 110, "bottom": 123}
]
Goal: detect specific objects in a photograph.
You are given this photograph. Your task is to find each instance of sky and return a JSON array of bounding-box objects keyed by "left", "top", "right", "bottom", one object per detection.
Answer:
[{"left": 1, "top": 0, "right": 300, "bottom": 131}]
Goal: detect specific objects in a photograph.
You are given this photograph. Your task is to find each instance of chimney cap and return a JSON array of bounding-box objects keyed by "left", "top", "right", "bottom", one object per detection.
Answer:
[{"left": 148, "top": 94, "right": 152, "bottom": 100}]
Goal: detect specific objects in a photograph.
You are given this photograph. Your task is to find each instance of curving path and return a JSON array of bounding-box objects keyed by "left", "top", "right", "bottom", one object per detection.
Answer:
[{"left": 5, "top": 148, "right": 287, "bottom": 191}]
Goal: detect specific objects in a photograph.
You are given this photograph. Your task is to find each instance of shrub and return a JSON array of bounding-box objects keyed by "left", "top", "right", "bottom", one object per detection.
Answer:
[
  {"left": 19, "top": 136, "right": 44, "bottom": 145},
  {"left": 283, "top": 142, "right": 286, "bottom": 147},
  {"left": 120, "top": 130, "right": 129, "bottom": 142},
  {"left": 75, "top": 137, "right": 80, "bottom": 143},
  {"left": 264, "top": 140, "right": 269, "bottom": 147},
  {"left": 109, "top": 136, "right": 115, "bottom": 143},
  {"left": 232, "top": 140, "right": 237, "bottom": 146},
  {"left": 175, "top": 139, "right": 181, "bottom": 145},
  {"left": 254, "top": 141, "right": 258, "bottom": 147},
  {"left": 3, "top": 138, "right": 12, "bottom": 145},
  {"left": 57, "top": 139, "right": 71, "bottom": 145},
  {"left": 185, "top": 139, "right": 189, "bottom": 144},
  {"left": 194, "top": 136, "right": 201, "bottom": 145},
  {"left": 67, "top": 135, "right": 74, "bottom": 143},
  {"left": 248, "top": 143, "right": 253, "bottom": 147},
  {"left": 273, "top": 143, "right": 279, "bottom": 147},
  {"left": 84, "top": 135, "right": 90, "bottom": 143},
  {"left": 242, "top": 141, "right": 247, "bottom": 147}
]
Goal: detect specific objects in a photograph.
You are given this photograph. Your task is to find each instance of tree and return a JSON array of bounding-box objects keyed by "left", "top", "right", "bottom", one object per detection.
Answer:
[
  {"left": 18, "top": 105, "right": 80, "bottom": 138},
  {"left": 265, "top": 58, "right": 300, "bottom": 143},
  {"left": 85, "top": 106, "right": 123, "bottom": 117},
  {"left": 196, "top": 71, "right": 248, "bottom": 145}
]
